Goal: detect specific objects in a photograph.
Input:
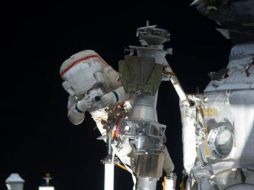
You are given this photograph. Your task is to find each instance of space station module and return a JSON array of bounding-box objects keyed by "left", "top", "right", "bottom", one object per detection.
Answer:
[
  {"left": 181, "top": 43, "right": 254, "bottom": 190},
  {"left": 180, "top": 1, "right": 254, "bottom": 189}
]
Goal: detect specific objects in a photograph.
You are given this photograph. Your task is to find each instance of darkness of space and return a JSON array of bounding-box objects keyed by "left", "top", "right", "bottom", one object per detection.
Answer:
[{"left": 1, "top": 1, "right": 232, "bottom": 190}]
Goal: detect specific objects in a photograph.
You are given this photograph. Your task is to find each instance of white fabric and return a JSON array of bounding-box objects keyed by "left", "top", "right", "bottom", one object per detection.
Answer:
[
  {"left": 60, "top": 50, "right": 107, "bottom": 76},
  {"left": 90, "top": 109, "right": 108, "bottom": 136},
  {"left": 68, "top": 105, "right": 84, "bottom": 125},
  {"left": 101, "top": 92, "right": 116, "bottom": 108},
  {"left": 77, "top": 96, "right": 93, "bottom": 112},
  {"left": 111, "top": 138, "right": 132, "bottom": 166},
  {"left": 62, "top": 61, "right": 102, "bottom": 95},
  {"left": 60, "top": 50, "right": 109, "bottom": 95},
  {"left": 180, "top": 105, "right": 197, "bottom": 174},
  {"left": 67, "top": 95, "right": 92, "bottom": 125}
]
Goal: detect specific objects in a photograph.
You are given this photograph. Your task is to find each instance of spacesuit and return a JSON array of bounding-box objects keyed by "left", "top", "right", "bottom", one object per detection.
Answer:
[{"left": 59, "top": 50, "right": 126, "bottom": 132}]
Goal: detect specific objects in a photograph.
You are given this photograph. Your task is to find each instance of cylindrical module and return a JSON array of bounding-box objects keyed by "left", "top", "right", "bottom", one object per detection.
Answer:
[
  {"left": 136, "top": 177, "right": 157, "bottom": 190},
  {"left": 104, "top": 163, "right": 114, "bottom": 190}
]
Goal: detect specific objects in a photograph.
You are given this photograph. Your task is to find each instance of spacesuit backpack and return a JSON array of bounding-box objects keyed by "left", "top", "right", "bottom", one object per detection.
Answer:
[{"left": 59, "top": 50, "right": 107, "bottom": 108}]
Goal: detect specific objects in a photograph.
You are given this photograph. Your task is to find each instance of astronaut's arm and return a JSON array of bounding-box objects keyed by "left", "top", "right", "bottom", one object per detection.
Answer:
[
  {"left": 67, "top": 95, "right": 92, "bottom": 125},
  {"left": 101, "top": 86, "right": 127, "bottom": 108},
  {"left": 100, "top": 66, "right": 129, "bottom": 107}
]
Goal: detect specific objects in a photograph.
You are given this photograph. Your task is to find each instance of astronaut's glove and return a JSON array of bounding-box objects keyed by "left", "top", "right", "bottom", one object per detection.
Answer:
[
  {"left": 76, "top": 96, "right": 93, "bottom": 113},
  {"left": 101, "top": 91, "right": 119, "bottom": 108}
]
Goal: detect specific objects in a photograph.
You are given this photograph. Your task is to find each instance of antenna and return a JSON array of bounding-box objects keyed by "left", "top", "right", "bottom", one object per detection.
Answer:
[
  {"left": 43, "top": 173, "right": 52, "bottom": 186},
  {"left": 146, "top": 20, "right": 150, "bottom": 26}
]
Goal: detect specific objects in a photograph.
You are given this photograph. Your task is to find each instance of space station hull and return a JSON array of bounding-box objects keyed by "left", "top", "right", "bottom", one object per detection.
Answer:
[{"left": 181, "top": 43, "right": 254, "bottom": 190}]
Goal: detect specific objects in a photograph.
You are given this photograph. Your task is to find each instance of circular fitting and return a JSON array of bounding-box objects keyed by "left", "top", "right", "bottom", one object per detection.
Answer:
[{"left": 208, "top": 123, "right": 234, "bottom": 159}]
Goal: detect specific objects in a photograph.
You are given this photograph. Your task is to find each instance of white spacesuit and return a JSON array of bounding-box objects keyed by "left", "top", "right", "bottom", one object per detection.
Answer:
[{"left": 59, "top": 50, "right": 126, "bottom": 135}]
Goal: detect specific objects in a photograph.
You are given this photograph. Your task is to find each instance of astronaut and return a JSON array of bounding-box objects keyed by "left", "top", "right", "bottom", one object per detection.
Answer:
[{"left": 59, "top": 50, "right": 126, "bottom": 132}]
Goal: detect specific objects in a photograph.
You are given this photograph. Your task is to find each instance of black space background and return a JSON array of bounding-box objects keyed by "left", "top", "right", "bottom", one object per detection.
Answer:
[{"left": 1, "top": 1, "right": 232, "bottom": 190}]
